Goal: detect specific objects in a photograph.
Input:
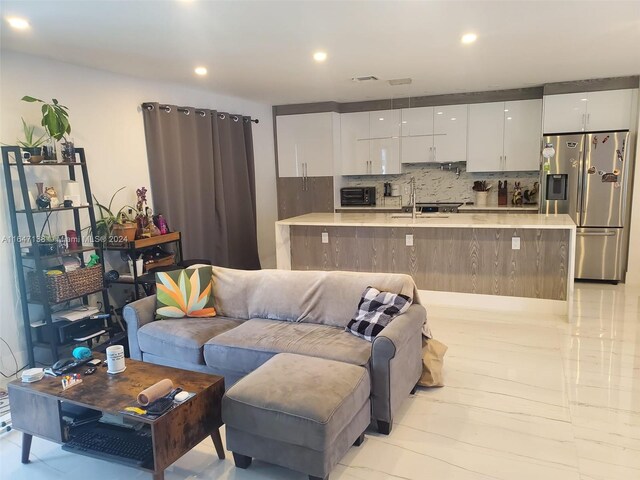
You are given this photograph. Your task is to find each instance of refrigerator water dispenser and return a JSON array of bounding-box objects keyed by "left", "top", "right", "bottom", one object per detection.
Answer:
[{"left": 545, "top": 174, "right": 567, "bottom": 201}]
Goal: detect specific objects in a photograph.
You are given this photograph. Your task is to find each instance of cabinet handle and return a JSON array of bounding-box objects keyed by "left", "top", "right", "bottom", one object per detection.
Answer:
[
  {"left": 586, "top": 113, "right": 590, "bottom": 128},
  {"left": 582, "top": 113, "right": 586, "bottom": 130},
  {"left": 434, "top": 146, "right": 437, "bottom": 162},
  {"left": 503, "top": 155, "right": 506, "bottom": 169}
]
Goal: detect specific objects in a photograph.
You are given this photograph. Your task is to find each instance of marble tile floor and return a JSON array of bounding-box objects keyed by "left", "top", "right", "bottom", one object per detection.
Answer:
[{"left": 0, "top": 282, "right": 638, "bottom": 480}]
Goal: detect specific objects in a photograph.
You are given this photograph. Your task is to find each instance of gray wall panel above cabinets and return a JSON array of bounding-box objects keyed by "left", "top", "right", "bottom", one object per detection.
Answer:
[
  {"left": 544, "top": 76, "right": 639, "bottom": 96},
  {"left": 274, "top": 87, "right": 544, "bottom": 115}
]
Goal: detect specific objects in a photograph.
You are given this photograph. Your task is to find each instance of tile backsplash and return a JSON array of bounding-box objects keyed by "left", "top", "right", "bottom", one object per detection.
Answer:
[{"left": 343, "top": 163, "right": 540, "bottom": 205}]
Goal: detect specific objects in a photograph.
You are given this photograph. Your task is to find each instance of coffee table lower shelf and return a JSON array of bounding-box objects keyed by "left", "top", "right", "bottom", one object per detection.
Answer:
[{"left": 8, "top": 357, "right": 226, "bottom": 480}]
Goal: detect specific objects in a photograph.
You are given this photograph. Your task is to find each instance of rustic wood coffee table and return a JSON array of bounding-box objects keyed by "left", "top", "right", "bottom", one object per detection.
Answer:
[{"left": 8, "top": 357, "right": 225, "bottom": 480}]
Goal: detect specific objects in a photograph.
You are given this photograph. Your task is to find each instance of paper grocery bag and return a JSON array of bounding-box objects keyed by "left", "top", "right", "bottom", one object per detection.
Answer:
[{"left": 418, "top": 337, "right": 448, "bottom": 387}]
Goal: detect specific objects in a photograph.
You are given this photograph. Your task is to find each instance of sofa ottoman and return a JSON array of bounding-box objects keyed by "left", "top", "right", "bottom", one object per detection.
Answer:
[{"left": 222, "top": 353, "right": 370, "bottom": 480}]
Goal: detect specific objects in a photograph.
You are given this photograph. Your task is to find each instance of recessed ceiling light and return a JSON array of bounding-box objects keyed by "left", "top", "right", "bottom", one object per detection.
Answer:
[
  {"left": 504, "top": 109, "right": 509, "bottom": 112},
  {"left": 313, "top": 51, "right": 327, "bottom": 62},
  {"left": 580, "top": 98, "right": 588, "bottom": 101},
  {"left": 461, "top": 33, "right": 477, "bottom": 44},
  {"left": 401, "top": 121, "right": 407, "bottom": 124},
  {"left": 507, "top": 117, "right": 513, "bottom": 120},
  {"left": 378, "top": 117, "right": 384, "bottom": 121},
  {"left": 6, "top": 16, "right": 29, "bottom": 30},
  {"left": 436, "top": 111, "right": 443, "bottom": 115},
  {"left": 451, "top": 117, "right": 457, "bottom": 121},
  {"left": 194, "top": 66, "right": 207, "bottom": 76}
]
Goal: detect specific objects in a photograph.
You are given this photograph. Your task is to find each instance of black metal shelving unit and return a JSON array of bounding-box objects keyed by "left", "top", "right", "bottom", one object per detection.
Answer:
[{"left": 1, "top": 145, "right": 118, "bottom": 366}]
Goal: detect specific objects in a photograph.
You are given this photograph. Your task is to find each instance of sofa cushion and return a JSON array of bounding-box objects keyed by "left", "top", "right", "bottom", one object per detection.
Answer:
[
  {"left": 138, "top": 317, "right": 243, "bottom": 365},
  {"left": 204, "top": 318, "right": 371, "bottom": 375},
  {"left": 211, "top": 266, "right": 420, "bottom": 328},
  {"left": 222, "top": 353, "right": 370, "bottom": 451}
]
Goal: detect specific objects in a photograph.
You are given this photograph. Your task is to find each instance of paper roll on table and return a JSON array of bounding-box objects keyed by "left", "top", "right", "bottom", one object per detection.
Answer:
[{"left": 137, "top": 378, "right": 174, "bottom": 406}]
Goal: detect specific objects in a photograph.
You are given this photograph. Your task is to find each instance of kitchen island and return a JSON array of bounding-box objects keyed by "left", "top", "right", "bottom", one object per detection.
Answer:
[{"left": 276, "top": 212, "right": 576, "bottom": 315}]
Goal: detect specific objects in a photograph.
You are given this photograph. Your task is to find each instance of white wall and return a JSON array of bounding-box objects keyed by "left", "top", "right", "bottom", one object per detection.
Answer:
[
  {"left": 0, "top": 51, "right": 277, "bottom": 368},
  {"left": 626, "top": 98, "right": 640, "bottom": 286}
]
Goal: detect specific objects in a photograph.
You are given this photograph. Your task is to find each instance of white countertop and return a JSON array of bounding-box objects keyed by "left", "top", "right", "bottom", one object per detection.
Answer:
[{"left": 277, "top": 212, "right": 576, "bottom": 229}]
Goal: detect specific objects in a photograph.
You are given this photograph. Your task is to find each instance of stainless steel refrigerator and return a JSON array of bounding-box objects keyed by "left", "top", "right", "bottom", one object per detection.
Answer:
[{"left": 540, "top": 131, "right": 630, "bottom": 282}]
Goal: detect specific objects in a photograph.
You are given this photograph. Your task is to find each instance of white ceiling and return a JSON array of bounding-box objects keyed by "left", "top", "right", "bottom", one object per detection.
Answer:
[{"left": 1, "top": 1, "right": 639, "bottom": 105}]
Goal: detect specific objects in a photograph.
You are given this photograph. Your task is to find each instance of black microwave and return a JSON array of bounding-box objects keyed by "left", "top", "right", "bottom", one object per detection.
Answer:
[{"left": 341, "top": 187, "right": 376, "bottom": 206}]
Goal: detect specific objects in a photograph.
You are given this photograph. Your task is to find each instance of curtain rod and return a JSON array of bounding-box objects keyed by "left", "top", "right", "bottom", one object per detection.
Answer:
[{"left": 141, "top": 103, "right": 259, "bottom": 123}]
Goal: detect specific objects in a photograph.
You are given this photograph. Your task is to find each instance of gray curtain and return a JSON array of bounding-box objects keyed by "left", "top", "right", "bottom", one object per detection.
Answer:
[{"left": 142, "top": 103, "right": 261, "bottom": 270}]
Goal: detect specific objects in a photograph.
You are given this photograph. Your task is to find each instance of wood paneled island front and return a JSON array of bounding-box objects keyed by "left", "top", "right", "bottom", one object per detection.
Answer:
[{"left": 276, "top": 212, "right": 576, "bottom": 313}]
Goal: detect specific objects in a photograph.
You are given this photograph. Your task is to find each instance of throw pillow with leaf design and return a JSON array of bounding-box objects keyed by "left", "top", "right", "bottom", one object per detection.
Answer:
[{"left": 155, "top": 267, "right": 216, "bottom": 319}]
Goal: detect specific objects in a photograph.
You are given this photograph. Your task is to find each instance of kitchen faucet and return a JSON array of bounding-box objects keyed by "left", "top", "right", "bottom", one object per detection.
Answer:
[{"left": 409, "top": 177, "right": 417, "bottom": 219}]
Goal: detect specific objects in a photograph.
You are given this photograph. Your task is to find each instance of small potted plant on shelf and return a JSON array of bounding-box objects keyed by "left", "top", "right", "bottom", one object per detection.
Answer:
[
  {"left": 17, "top": 118, "right": 47, "bottom": 163},
  {"left": 37, "top": 234, "right": 58, "bottom": 256},
  {"left": 21, "top": 95, "right": 72, "bottom": 162},
  {"left": 92, "top": 187, "right": 139, "bottom": 244},
  {"left": 472, "top": 180, "right": 491, "bottom": 207}
]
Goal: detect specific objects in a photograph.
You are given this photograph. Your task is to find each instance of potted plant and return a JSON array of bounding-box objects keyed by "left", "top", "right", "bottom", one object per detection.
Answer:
[
  {"left": 17, "top": 118, "right": 47, "bottom": 163},
  {"left": 472, "top": 180, "right": 492, "bottom": 207},
  {"left": 92, "top": 187, "right": 139, "bottom": 244},
  {"left": 37, "top": 234, "right": 58, "bottom": 256},
  {"left": 21, "top": 96, "right": 72, "bottom": 162}
]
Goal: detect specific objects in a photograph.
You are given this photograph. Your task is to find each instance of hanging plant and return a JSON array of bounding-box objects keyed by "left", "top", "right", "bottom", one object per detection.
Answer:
[{"left": 21, "top": 96, "right": 71, "bottom": 141}]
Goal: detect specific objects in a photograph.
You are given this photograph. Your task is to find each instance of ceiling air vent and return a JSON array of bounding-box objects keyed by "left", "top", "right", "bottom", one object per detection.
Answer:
[
  {"left": 388, "top": 78, "right": 412, "bottom": 86},
  {"left": 351, "top": 75, "right": 379, "bottom": 82}
]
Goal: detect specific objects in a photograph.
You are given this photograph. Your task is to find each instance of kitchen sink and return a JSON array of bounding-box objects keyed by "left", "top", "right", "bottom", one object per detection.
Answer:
[{"left": 390, "top": 213, "right": 449, "bottom": 219}]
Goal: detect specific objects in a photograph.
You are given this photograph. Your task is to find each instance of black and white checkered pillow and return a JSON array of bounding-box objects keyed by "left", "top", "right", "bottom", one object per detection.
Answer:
[{"left": 346, "top": 286, "right": 412, "bottom": 342}]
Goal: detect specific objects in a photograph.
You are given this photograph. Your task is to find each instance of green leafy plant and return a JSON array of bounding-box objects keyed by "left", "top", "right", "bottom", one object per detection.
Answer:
[
  {"left": 17, "top": 118, "right": 47, "bottom": 149},
  {"left": 21, "top": 96, "right": 71, "bottom": 141},
  {"left": 91, "top": 187, "right": 139, "bottom": 240}
]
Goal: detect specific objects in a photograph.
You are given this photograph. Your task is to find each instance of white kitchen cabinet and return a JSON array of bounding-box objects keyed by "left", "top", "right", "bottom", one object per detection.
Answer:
[
  {"left": 341, "top": 110, "right": 400, "bottom": 175},
  {"left": 401, "top": 107, "right": 433, "bottom": 136},
  {"left": 401, "top": 107, "right": 434, "bottom": 163},
  {"left": 369, "top": 110, "right": 401, "bottom": 174},
  {"left": 467, "top": 102, "right": 505, "bottom": 172},
  {"left": 503, "top": 99, "right": 542, "bottom": 171},
  {"left": 433, "top": 104, "right": 468, "bottom": 163},
  {"left": 340, "top": 112, "right": 370, "bottom": 175},
  {"left": 277, "top": 112, "right": 337, "bottom": 178},
  {"left": 370, "top": 137, "right": 401, "bottom": 174},
  {"left": 542, "top": 93, "right": 587, "bottom": 134},
  {"left": 584, "top": 89, "right": 634, "bottom": 131},
  {"left": 400, "top": 105, "right": 468, "bottom": 164},
  {"left": 468, "top": 99, "right": 542, "bottom": 172},
  {"left": 543, "top": 89, "right": 635, "bottom": 133}
]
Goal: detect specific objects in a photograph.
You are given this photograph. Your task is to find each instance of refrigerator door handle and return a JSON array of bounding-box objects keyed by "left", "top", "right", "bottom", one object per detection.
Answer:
[{"left": 577, "top": 231, "right": 617, "bottom": 237}]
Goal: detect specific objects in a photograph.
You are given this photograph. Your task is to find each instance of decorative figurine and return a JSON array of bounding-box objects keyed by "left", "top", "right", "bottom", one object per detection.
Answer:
[
  {"left": 45, "top": 186, "right": 60, "bottom": 208},
  {"left": 512, "top": 182, "right": 523, "bottom": 206}
]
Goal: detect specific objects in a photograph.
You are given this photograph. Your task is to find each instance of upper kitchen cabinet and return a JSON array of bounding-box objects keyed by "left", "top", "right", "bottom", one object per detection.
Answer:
[
  {"left": 467, "top": 102, "right": 506, "bottom": 172},
  {"left": 503, "top": 99, "right": 542, "bottom": 171},
  {"left": 542, "top": 92, "right": 587, "bottom": 134},
  {"left": 401, "top": 105, "right": 468, "bottom": 164},
  {"left": 401, "top": 107, "right": 434, "bottom": 163},
  {"left": 467, "top": 99, "right": 542, "bottom": 172},
  {"left": 543, "top": 89, "right": 635, "bottom": 133},
  {"left": 277, "top": 112, "right": 338, "bottom": 178},
  {"left": 433, "top": 104, "right": 468, "bottom": 163},
  {"left": 584, "top": 89, "right": 635, "bottom": 131},
  {"left": 341, "top": 110, "right": 401, "bottom": 175},
  {"left": 341, "top": 112, "right": 371, "bottom": 175}
]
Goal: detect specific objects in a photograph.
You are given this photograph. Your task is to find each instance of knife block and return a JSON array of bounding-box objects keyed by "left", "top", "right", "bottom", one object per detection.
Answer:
[{"left": 498, "top": 181, "right": 508, "bottom": 206}]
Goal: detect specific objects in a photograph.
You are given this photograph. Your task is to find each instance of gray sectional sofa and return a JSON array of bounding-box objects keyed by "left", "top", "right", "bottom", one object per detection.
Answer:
[{"left": 123, "top": 266, "right": 426, "bottom": 433}]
